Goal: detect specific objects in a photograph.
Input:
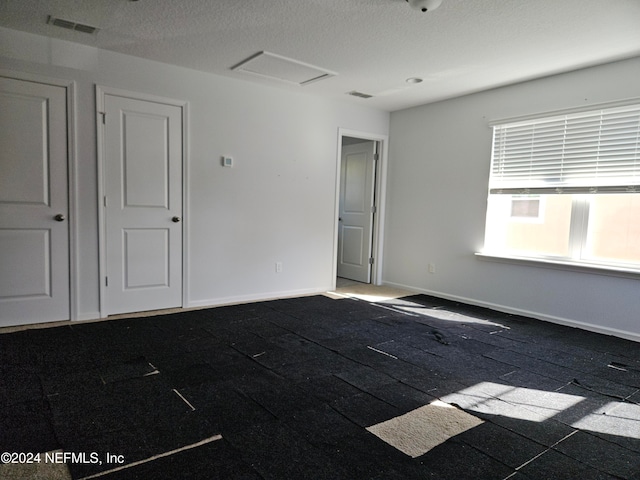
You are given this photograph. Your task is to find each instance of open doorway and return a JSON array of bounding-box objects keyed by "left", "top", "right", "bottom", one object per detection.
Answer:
[{"left": 334, "top": 129, "right": 388, "bottom": 289}]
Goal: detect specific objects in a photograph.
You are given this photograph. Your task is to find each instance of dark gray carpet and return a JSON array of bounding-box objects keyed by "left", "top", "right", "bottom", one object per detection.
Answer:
[{"left": 1, "top": 294, "right": 639, "bottom": 479}]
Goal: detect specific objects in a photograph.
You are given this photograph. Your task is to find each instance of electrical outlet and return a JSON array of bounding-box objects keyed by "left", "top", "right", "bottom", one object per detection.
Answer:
[
  {"left": 428, "top": 263, "right": 436, "bottom": 274},
  {"left": 275, "top": 262, "right": 283, "bottom": 273}
]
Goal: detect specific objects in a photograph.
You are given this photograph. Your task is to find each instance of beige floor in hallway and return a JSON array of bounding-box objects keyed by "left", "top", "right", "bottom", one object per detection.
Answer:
[{"left": 326, "top": 277, "right": 414, "bottom": 302}]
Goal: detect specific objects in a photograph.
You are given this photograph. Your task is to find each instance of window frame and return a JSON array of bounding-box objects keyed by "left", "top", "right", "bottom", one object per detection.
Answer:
[{"left": 481, "top": 99, "right": 640, "bottom": 276}]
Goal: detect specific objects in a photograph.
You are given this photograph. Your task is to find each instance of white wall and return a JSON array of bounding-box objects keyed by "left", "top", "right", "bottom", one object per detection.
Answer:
[
  {"left": 0, "top": 27, "right": 390, "bottom": 320},
  {"left": 384, "top": 56, "right": 640, "bottom": 340}
]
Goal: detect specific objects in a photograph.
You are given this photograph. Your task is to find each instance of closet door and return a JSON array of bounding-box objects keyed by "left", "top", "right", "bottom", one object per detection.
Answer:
[{"left": 0, "top": 77, "right": 70, "bottom": 326}]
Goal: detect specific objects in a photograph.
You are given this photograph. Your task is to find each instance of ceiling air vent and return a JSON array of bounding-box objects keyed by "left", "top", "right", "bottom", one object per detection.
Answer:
[
  {"left": 347, "top": 91, "right": 374, "bottom": 99},
  {"left": 47, "top": 16, "right": 99, "bottom": 35}
]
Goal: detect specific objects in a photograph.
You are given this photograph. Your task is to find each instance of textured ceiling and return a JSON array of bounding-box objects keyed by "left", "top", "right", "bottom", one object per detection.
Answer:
[{"left": 1, "top": 0, "right": 640, "bottom": 111}]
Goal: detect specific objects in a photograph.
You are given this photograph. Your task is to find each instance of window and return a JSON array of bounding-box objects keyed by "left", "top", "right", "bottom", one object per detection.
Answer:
[
  {"left": 510, "top": 195, "right": 542, "bottom": 220},
  {"left": 483, "top": 102, "right": 640, "bottom": 271}
]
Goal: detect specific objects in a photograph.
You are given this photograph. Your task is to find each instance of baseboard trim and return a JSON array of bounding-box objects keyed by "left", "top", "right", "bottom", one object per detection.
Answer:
[
  {"left": 382, "top": 281, "right": 640, "bottom": 343},
  {"left": 76, "top": 311, "right": 102, "bottom": 322},
  {"left": 187, "top": 286, "right": 331, "bottom": 309}
]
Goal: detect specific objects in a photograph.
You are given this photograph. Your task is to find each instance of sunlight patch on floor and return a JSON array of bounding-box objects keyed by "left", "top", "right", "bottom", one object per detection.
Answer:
[
  {"left": 326, "top": 279, "right": 415, "bottom": 302},
  {"left": 440, "top": 382, "right": 585, "bottom": 423},
  {"left": 367, "top": 401, "right": 484, "bottom": 458}
]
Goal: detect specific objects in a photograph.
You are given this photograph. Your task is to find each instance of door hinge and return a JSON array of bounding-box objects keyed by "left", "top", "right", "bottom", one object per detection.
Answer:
[
  {"left": 105, "top": 276, "right": 109, "bottom": 287},
  {"left": 99, "top": 112, "right": 106, "bottom": 124},
  {"left": 369, "top": 257, "right": 374, "bottom": 265},
  {"left": 371, "top": 205, "right": 377, "bottom": 214},
  {"left": 374, "top": 153, "right": 379, "bottom": 161}
]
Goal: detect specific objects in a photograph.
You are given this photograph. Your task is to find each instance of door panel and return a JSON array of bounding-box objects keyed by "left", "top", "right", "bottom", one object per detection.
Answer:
[
  {"left": 123, "top": 229, "right": 170, "bottom": 289},
  {"left": 103, "top": 93, "right": 182, "bottom": 315},
  {"left": 0, "top": 77, "right": 69, "bottom": 325},
  {"left": 0, "top": 229, "right": 51, "bottom": 298},
  {"left": 341, "top": 226, "right": 364, "bottom": 266},
  {"left": 344, "top": 152, "right": 367, "bottom": 213},
  {"left": 337, "top": 141, "right": 376, "bottom": 283},
  {"left": 123, "top": 112, "right": 169, "bottom": 208},
  {"left": 0, "top": 93, "right": 51, "bottom": 205}
]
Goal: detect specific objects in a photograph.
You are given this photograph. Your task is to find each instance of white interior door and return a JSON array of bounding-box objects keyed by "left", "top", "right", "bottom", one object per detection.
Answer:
[
  {"left": 337, "top": 141, "right": 376, "bottom": 283},
  {"left": 102, "top": 93, "right": 183, "bottom": 315},
  {"left": 0, "top": 77, "right": 70, "bottom": 326}
]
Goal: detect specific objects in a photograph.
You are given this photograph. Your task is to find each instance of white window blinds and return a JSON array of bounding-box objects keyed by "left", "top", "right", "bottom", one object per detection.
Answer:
[{"left": 489, "top": 103, "right": 640, "bottom": 194}]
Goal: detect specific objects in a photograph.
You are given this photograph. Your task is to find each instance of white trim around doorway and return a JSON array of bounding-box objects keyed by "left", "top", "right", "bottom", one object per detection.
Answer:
[
  {"left": 333, "top": 128, "right": 389, "bottom": 290},
  {"left": 95, "top": 86, "right": 190, "bottom": 318}
]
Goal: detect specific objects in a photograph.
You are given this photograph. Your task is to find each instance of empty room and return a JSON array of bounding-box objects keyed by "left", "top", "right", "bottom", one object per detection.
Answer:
[{"left": 1, "top": 1, "right": 640, "bottom": 478}]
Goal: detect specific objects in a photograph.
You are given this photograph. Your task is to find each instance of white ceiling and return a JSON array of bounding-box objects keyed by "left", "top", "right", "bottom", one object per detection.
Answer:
[{"left": 2, "top": 0, "right": 640, "bottom": 111}]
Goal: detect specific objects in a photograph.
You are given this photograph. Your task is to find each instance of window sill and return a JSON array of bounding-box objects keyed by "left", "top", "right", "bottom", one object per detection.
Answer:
[{"left": 475, "top": 252, "right": 640, "bottom": 280}]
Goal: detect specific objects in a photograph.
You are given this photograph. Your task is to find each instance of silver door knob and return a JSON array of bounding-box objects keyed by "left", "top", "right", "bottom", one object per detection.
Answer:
[
  {"left": 172, "top": 216, "right": 181, "bottom": 223},
  {"left": 54, "top": 214, "right": 65, "bottom": 222}
]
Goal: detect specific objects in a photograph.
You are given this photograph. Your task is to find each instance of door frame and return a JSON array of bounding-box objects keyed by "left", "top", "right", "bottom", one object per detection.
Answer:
[
  {"left": 333, "top": 128, "right": 389, "bottom": 289},
  {"left": 0, "top": 69, "right": 78, "bottom": 321},
  {"left": 96, "top": 86, "right": 189, "bottom": 318}
]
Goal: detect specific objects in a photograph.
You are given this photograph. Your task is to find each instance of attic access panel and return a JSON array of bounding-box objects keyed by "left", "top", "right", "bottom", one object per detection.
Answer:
[{"left": 232, "top": 51, "right": 337, "bottom": 86}]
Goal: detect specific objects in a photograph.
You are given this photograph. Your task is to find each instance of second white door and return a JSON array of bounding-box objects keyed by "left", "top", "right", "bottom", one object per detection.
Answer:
[
  {"left": 337, "top": 141, "right": 376, "bottom": 283},
  {"left": 102, "top": 93, "right": 183, "bottom": 315}
]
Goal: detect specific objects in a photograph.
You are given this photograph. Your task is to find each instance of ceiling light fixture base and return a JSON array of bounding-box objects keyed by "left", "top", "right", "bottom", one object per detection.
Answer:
[{"left": 406, "top": 0, "right": 443, "bottom": 13}]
